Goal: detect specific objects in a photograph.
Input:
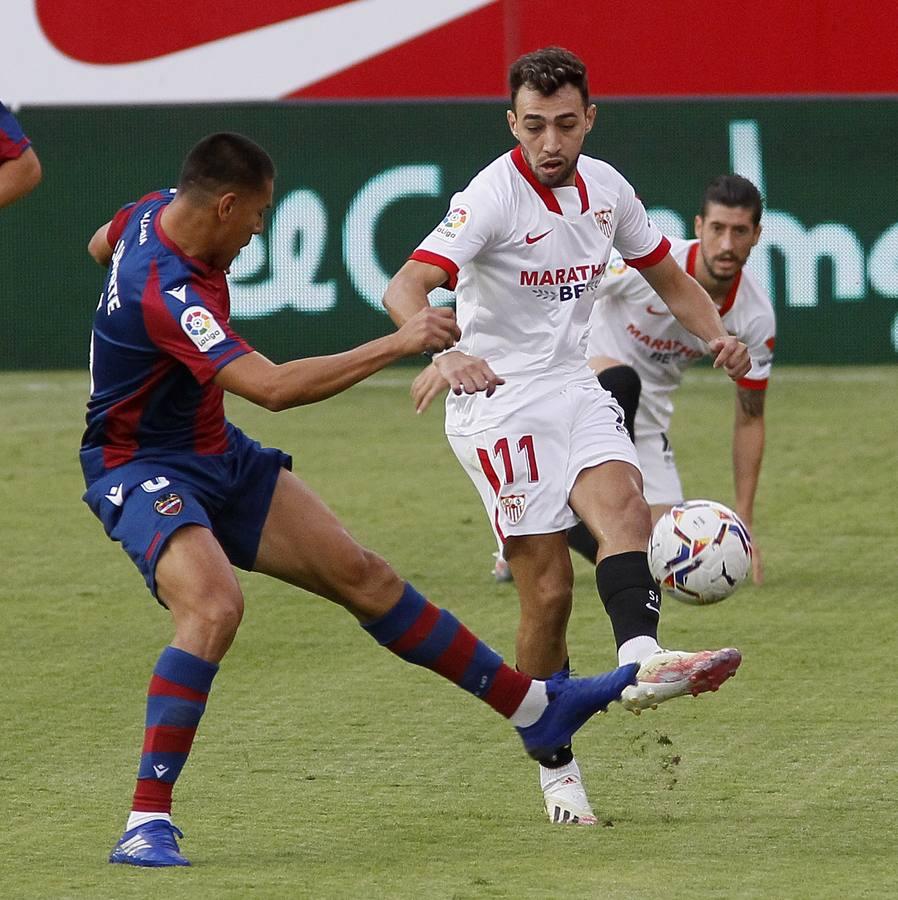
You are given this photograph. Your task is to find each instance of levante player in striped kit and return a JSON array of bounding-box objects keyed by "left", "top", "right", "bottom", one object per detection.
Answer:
[{"left": 81, "top": 132, "right": 637, "bottom": 867}]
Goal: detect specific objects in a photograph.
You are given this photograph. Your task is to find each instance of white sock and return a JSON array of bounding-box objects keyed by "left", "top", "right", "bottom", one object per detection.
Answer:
[
  {"left": 539, "top": 757, "right": 582, "bottom": 790},
  {"left": 618, "top": 636, "right": 662, "bottom": 666},
  {"left": 509, "top": 680, "right": 548, "bottom": 727},
  {"left": 126, "top": 810, "right": 172, "bottom": 830}
]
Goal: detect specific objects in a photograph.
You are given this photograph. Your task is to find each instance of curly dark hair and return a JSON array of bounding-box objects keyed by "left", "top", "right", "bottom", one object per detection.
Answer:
[
  {"left": 509, "top": 46, "right": 590, "bottom": 109},
  {"left": 701, "top": 175, "right": 764, "bottom": 225}
]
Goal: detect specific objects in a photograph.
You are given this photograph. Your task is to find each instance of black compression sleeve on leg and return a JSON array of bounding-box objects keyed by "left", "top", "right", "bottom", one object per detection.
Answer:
[
  {"left": 566, "top": 522, "right": 599, "bottom": 564},
  {"left": 595, "top": 551, "right": 661, "bottom": 649},
  {"left": 597, "top": 365, "right": 641, "bottom": 442}
]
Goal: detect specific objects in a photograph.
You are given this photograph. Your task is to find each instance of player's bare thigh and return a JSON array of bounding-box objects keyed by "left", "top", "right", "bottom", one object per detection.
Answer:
[
  {"left": 252, "top": 468, "right": 404, "bottom": 620},
  {"left": 569, "top": 460, "right": 652, "bottom": 562}
]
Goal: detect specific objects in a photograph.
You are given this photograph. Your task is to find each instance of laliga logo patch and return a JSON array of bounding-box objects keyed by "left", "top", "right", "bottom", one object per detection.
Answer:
[
  {"left": 154, "top": 492, "right": 183, "bottom": 516},
  {"left": 180, "top": 305, "right": 225, "bottom": 352},
  {"left": 594, "top": 208, "right": 613, "bottom": 239},
  {"left": 499, "top": 493, "right": 526, "bottom": 525},
  {"left": 435, "top": 205, "right": 470, "bottom": 242},
  {"left": 608, "top": 251, "right": 627, "bottom": 276}
]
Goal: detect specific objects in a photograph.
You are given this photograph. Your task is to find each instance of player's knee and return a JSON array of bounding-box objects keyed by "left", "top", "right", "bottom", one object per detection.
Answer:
[
  {"left": 597, "top": 364, "right": 641, "bottom": 439},
  {"left": 338, "top": 546, "right": 403, "bottom": 613},
  {"left": 615, "top": 489, "right": 653, "bottom": 546},
  {"left": 183, "top": 590, "right": 244, "bottom": 641}
]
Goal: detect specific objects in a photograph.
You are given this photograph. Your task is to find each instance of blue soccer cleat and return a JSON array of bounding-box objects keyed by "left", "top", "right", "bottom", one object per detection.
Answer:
[
  {"left": 517, "top": 663, "right": 639, "bottom": 759},
  {"left": 108, "top": 819, "right": 190, "bottom": 867}
]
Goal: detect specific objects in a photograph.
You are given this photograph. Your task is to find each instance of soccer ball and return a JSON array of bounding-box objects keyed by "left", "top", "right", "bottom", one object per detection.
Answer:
[{"left": 648, "top": 500, "right": 752, "bottom": 605}]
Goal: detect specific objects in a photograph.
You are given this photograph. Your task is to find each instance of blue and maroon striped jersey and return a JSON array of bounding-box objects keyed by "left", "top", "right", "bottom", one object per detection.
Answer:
[
  {"left": 0, "top": 101, "right": 31, "bottom": 161},
  {"left": 80, "top": 189, "right": 253, "bottom": 483}
]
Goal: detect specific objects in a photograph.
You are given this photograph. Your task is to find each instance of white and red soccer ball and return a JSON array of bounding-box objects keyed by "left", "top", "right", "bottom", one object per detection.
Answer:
[{"left": 648, "top": 500, "right": 752, "bottom": 605}]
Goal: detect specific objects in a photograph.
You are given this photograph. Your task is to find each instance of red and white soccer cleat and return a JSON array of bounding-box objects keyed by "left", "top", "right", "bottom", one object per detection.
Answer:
[{"left": 620, "top": 648, "right": 742, "bottom": 715}]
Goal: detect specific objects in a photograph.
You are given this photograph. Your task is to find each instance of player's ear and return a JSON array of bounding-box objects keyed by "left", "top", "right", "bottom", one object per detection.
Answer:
[
  {"left": 218, "top": 192, "right": 238, "bottom": 221},
  {"left": 694, "top": 214, "right": 703, "bottom": 239},
  {"left": 585, "top": 103, "right": 596, "bottom": 133},
  {"left": 506, "top": 109, "right": 519, "bottom": 140},
  {"left": 751, "top": 222, "right": 762, "bottom": 247}
]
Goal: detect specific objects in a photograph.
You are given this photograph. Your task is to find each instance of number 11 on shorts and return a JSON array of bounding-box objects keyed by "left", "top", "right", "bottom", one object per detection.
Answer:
[{"left": 493, "top": 435, "right": 539, "bottom": 484}]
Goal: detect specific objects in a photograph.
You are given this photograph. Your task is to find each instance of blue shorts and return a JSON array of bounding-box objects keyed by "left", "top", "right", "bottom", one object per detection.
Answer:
[{"left": 81, "top": 425, "right": 291, "bottom": 600}]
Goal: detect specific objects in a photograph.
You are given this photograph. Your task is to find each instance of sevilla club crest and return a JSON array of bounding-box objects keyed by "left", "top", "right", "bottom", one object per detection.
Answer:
[
  {"left": 499, "top": 494, "right": 526, "bottom": 524},
  {"left": 594, "top": 208, "right": 613, "bottom": 238}
]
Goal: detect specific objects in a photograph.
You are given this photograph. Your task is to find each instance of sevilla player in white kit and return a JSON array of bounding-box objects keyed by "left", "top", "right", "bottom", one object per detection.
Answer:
[
  {"left": 385, "top": 48, "right": 750, "bottom": 827},
  {"left": 568, "top": 176, "right": 774, "bottom": 583}
]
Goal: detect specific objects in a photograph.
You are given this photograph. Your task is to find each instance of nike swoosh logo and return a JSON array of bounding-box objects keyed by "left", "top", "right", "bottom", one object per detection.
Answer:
[
  {"left": 7, "top": 1, "right": 493, "bottom": 103},
  {"left": 646, "top": 305, "right": 669, "bottom": 316},
  {"left": 525, "top": 230, "right": 553, "bottom": 244},
  {"left": 645, "top": 602, "right": 660, "bottom": 614}
]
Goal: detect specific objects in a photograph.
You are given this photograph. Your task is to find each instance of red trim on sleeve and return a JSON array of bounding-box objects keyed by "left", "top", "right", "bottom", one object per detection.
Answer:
[
  {"left": 106, "top": 204, "right": 136, "bottom": 248},
  {"left": 737, "top": 377, "right": 768, "bottom": 391},
  {"left": 410, "top": 249, "right": 459, "bottom": 290},
  {"left": 0, "top": 132, "right": 29, "bottom": 161},
  {"left": 624, "top": 236, "right": 671, "bottom": 270}
]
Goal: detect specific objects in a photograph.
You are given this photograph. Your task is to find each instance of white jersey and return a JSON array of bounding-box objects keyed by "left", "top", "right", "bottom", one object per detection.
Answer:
[
  {"left": 587, "top": 238, "right": 776, "bottom": 438},
  {"left": 413, "top": 146, "right": 668, "bottom": 436}
]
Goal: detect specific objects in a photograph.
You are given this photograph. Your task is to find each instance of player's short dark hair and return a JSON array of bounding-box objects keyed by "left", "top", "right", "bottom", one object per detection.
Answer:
[
  {"left": 509, "top": 46, "right": 590, "bottom": 109},
  {"left": 178, "top": 132, "right": 275, "bottom": 198},
  {"left": 700, "top": 175, "right": 763, "bottom": 225}
]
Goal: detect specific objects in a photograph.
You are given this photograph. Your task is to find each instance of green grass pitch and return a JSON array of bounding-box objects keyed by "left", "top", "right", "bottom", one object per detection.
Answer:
[{"left": 1, "top": 366, "right": 896, "bottom": 899}]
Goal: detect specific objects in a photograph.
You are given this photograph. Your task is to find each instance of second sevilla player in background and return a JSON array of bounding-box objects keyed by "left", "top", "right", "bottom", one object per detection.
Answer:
[
  {"left": 384, "top": 47, "right": 749, "bottom": 827},
  {"left": 564, "top": 175, "right": 774, "bottom": 584}
]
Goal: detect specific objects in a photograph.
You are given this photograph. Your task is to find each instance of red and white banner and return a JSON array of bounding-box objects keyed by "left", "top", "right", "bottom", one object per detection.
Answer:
[{"left": 3, "top": 0, "right": 896, "bottom": 105}]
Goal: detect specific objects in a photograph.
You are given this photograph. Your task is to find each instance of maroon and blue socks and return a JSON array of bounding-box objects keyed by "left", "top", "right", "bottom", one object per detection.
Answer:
[
  {"left": 363, "top": 582, "right": 532, "bottom": 718},
  {"left": 132, "top": 645, "right": 218, "bottom": 814}
]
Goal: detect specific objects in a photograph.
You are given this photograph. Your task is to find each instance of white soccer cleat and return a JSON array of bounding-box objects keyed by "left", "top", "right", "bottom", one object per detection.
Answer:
[
  {"left": 620, "top": 648, "right": 742, "bottom": 715},
  {"left": 491, "top": 551, "right": 514, "bottom": 583},
  {"left": 540, "top": 760, "right": 598, "bottom": 826}
]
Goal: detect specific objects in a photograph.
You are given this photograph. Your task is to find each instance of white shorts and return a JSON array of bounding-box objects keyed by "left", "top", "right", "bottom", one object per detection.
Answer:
[
  {"left": 634, "top": 429, "right": 684, "bottom": 507},
  {"left": 447, "top": 381, "right": 641, "bottom": 543}
]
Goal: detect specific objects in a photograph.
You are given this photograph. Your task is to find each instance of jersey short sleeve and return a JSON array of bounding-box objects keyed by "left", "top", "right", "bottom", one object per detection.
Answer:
[
  {"left": 106, "top": 203, "right": 138, "bottom": 247},
  {"left": 737, "top": 306, "right": 776, "bottom": 390},
  {"left": 0, "top": 102, "right": 31, "bottom": 161},
  {"left": 143, "top": 273, "right": 252, "bottom": 385},
  {"left": 611, "top": 177, "right": 669, "bottom": 270},
  {"left": 410, "top": 176, "right": 507, "bottom": 289}
]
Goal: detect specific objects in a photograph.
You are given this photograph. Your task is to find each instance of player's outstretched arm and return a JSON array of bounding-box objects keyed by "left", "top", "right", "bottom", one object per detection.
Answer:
[
  {"left": 214, "top": 306, "right": 460, "bottom": 411},
  {"left": 640, "top": 254, "right": 750, "bottom": 380},
  {"left": 733, "top": 385, "right": 767, "bottom": 584},
  {"left": 0, "top": 147, "right": 41, "bottom": 209},
  {"left": 87, "top": 220, "right": 114, "bottom": 266},
  {"left": 383, "top": 259, "right": 446, "bottom": 326},
  {"left": 384, "top": 260, "right": 504, "bottom": 399}
]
